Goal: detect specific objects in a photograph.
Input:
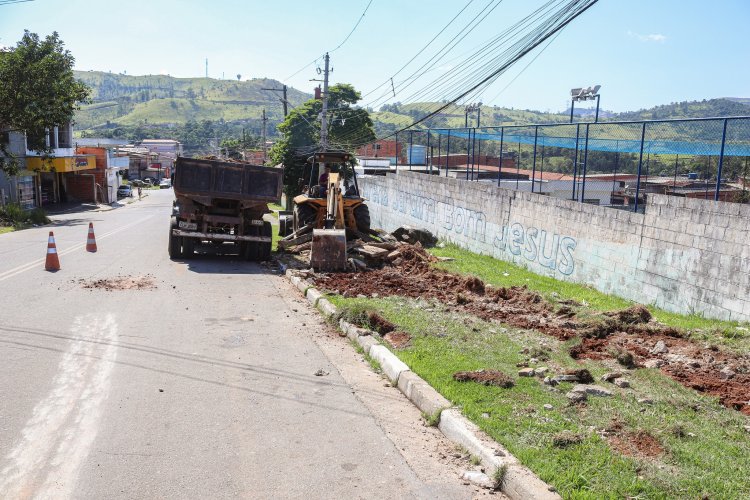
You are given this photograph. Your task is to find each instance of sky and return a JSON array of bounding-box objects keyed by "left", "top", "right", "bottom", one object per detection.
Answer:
[{"left": 1, "top": 0, "right": 748, "bottom": 113}]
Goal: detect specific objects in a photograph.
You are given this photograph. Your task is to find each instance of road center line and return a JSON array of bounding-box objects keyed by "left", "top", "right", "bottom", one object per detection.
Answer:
[{"left": 0, "top": 215, "right": 153, "bottom": 282}]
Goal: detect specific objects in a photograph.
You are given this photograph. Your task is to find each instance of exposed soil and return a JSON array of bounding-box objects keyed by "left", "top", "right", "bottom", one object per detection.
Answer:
[
  {"left": 79, "top": 275, "right": 157, "bottom": 291},
  {"left": 312, "top": 244, "right": 750, "bottom": 415},
  {"left": 608, "top": 431, "right": 664, "bottom": 458},
  {"left": 367, "top": 312, "right": 395, "bottom": 334},
  {"left": 384, "top": 331, "right": 412, "bottom": 349},
  {"left": 453, "top": 369, "right": 514, "bottom": 388}
]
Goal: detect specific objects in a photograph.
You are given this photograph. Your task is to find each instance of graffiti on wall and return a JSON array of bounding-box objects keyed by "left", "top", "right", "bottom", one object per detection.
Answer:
[
  {"left": 362, "top": 181, "right": 576, "bottom": 275},
  {"left": 493, "top": 223, "right": 577, "bottom": 275}
]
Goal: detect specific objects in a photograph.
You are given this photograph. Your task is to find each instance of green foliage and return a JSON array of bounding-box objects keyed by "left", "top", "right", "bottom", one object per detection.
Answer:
[
  {"left": 269, "top": 83, "right": 375, "bottom": 199},
  {"left": 0, "top": 31, "right": 90, "bottom": 174},
  {"left": 0, "top": 203, "right": 50, "bottom": 228}
]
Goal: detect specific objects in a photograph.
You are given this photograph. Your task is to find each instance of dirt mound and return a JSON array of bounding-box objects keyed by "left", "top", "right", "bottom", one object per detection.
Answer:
[
  {"left": 79, "top": 275, "right": 157, "bottom": 291},
  {"left": 367, "top": 312, "right": 395, "bottom": 334},
  {"left": 609, "top": 431, "right": 664, "bottom": 458},
  {"left": 312, "top": 244, "right": 750, "bottom": 414},
  {"left": 453, "top": 369, "right": 514, "bottom": 388},
  {"left": 384, "top": 331, "right": 411, "bottom": 349}
]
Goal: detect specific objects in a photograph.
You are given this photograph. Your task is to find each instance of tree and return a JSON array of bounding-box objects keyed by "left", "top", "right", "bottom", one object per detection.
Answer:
[
  {"left": 269, "top": 83, "right": 375, "bottom": 200},
  {"left": 0, "top": 31, "right": 90, "bottom": 174}
]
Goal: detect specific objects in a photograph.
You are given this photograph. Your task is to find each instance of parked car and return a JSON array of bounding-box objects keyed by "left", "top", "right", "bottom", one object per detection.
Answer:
[
  {"left": 143, "top": 177, "right": 156, "bottom": 186},
  {"left": 129, "top": 179, "right": 144, "bottom": 187},
  {"left": 159, "top": 178, "right": 172, "bottom": 189},
  {"left": 117, "top": 185, "right": 133, "bottom": 198}
]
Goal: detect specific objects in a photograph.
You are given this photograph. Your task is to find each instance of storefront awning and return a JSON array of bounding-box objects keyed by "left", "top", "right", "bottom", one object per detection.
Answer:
[{"left": 26, "top": 155, "right": 96, "bottom": 173}]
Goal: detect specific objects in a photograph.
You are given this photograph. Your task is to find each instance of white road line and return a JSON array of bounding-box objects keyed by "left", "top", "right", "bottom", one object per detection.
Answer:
[
  {"left": 0, "top": 314, "right": 118, "bottom": 499},
  {"left": 0, "top": 216, "right": 153, "bottom": 282}
]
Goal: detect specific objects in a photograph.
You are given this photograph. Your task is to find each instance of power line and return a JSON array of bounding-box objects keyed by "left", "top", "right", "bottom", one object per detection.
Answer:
[{"left": 330, "top": 0, "right": 374, "bottom": 53}]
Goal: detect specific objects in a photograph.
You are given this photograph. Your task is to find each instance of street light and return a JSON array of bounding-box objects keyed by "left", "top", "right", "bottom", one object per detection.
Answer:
[
  {"left": 464, "top": 102, "right": 482, "bottom": 127},
  {"left": 569, "top": 85, "right": 601, "bottom": 123}
]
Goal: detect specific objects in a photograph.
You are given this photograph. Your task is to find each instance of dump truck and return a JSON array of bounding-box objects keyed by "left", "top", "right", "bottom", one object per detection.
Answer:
[{"left": 169, "top": 157, "right": 283, "bottom": 260}]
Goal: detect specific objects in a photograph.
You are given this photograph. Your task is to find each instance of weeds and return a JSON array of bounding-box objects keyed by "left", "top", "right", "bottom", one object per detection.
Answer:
[
  {"left": 492, "top": 464, "right": 508, "bottom": 491},
  {"left": 0, "top": 203, "right": 49, "bottom": 229},
  {"left": 422, "top": 408, "right": 443, "bottom": 427}
]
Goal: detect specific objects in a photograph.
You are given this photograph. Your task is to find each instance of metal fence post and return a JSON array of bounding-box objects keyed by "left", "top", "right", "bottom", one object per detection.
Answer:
[
  {"left": 471, "top": 128, "right": 477, "bottom": 181},
  {"left": 571, "top": 124, "right": 580, "bottom": 200},
  {"left": 466, "top": 128, "right": 471, "bottom": 180},
  {"left": 408, "top": 130, "right": 413, "bottom": 172},
  {"left": 395, "top": 131, "right": 399, "bottom": 174},
  {"left": 580, "top": 123, "right": 590, "bottom": 203},
  {"left": 497, "top": 127, "right": 505, "bottom": 186},
  {"left": 445, "top": 130, "right": 451, "bottom": 177},
  {"left": 436, "top": 133, "right": 441, "bottom": 176},
  {"left": 531, "top": 125, "right": 539, "bottom": 193},
  {"left": 476, "top": 129, "right": 482, "bottom": 181},
  {"left": 715, "top": 118, "right": 729, "bottom": 201},
  {"left": 426, "top": 130, "right": 431, "bottom": 175},
  {"left": 634, "top": 122, "right": 647, "bottom": 212}
]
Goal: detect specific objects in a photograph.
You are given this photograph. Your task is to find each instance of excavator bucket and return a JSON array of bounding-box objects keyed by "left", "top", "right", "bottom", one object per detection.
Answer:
[{"left": 310, "top": 229, "right": 347, "bottom": 271}]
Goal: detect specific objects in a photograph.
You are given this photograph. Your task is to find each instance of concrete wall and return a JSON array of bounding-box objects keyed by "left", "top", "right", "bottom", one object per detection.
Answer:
[{"left": 360, "top": 172, "right": 750, "bottom": 322}]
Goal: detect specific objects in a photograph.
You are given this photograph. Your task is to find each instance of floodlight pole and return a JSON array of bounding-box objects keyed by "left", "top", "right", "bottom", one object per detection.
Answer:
[
  {"left": 569, "top": 99, "right": 575, "bottom": 123},
  {"left": 594, "top": 94, "right": 601, "bottom": 123}
]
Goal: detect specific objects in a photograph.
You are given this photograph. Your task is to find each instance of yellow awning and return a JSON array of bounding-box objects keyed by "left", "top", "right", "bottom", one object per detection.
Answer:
[{"left": 26, "top": 155, "right": 96, "bottom": 173}]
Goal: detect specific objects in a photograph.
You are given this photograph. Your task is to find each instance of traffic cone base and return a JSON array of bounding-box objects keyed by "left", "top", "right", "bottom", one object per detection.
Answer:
[
  {"left": 86, "top": 222, "right": 97, "bottom": 252},
  {"left": 45, "top": 231, "right": 61, "bottom": 271}
]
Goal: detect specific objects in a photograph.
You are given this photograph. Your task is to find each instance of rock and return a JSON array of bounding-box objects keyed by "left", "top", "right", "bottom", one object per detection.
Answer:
[
  {"left": 552, "top": 374, "right": 580, "bottom": 383},
  {"left": 573, "top": 384, "right": 613, "bottom": 397},
  {"left": 566, "top": 390, "right": 588, "bottom": 403},
  {"left": 529, "top": 357, "right": 538, "bottom": 364},
  {"left": 481, "top": 413, "right": 490, "bottom": 419},
  {"left": 744, "top": 425, "right": 750, "bottom": 434},
  {"left": 601, "top": 372, "right": 622, "bottom": 382},
  {"left": 543, "top": 376, "right": 553, "bottom": 385},
  {"left": 638, "top": 398, "right": 654, "bottom": 405},
  {"left": 518, "top": 368, "right": 535, "bottom": 377},
  {"left": 614, "top": 379, "right": 630, "bottom": 388},
  {"left": 314, "top": 369, "right": 329, "bottom": 376},
  {"left": 461, "top": 471, "right": 493, "bottom": 489},
  {"left": 391, "top": 226, "right": 438, "bottom": 247},
  {"left": 535, "top": 367, "right": 549, "bottom": 377},
  {"left": 564, "top": 368, "right": 594, "bottom": 384},
  {"left": 643, "top": 359, "right": 665, "bottom": 369},
  {"left": 543, "top": 404, "right": 554, "bottom": 410},
  {"left": 651, "top": 340, "right": 668, "bottom": 354},
  {"left": 720, "top": 366, "right": 736, "bottom": 380}
]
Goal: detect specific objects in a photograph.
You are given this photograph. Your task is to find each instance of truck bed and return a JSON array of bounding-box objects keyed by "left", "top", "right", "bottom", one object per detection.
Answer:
[{"left": 174, "top": 157, "right": 283, "bottom": 202}]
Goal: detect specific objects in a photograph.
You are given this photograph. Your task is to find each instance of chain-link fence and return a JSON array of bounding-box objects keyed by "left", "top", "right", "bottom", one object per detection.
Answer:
[{"left": 402, "top": 117, "right": 750, "bottom": 211}]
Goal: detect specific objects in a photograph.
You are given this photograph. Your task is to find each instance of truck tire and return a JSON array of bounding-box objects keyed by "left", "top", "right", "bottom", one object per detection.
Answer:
[
  {"left": 242, "top": 225, "right": 260, "bottom": 261},
  {"left": 182, "top": 236, "right": 195, "bottom": 258},
  {"left": 260, "top": 221, "right": 272, "bottom": 261},
  {"left": 353, "top": 204, "right": 371, "bottom": 233},
  {"left": 168, "top": 217, "right": 181, "bottom": 259},
  {"left": 293, "top": 203, "right": 317, "bottom": 232}
]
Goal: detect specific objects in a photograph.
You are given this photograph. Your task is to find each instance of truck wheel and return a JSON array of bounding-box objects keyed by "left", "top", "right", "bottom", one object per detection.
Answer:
[
  {"left": 260, "top": 221, "right": 272, "bottom": 261},
  {"left": 242, "top": 226, "right": 259, "bottom": 261},
  {"left": 168, "top": 217, "right": 181, "bottom": 259},
  {"left": 353, "top": 204, "right": 371, "bottom": 233},
  {"left": 182, "top": 237, "right": 195, "bottom": 258},
  {"left": 293, "top": 203, "right": 317, "bottom": 232}
]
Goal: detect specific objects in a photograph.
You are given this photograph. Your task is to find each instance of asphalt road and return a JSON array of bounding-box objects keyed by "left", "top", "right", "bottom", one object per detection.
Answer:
[{"left": 0, "top": 190, "right": 490, "bottom": 499}]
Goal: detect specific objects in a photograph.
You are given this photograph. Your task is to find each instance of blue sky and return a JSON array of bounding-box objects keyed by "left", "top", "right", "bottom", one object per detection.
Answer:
[{"left": 1, "top": 0, "right": 748, "bottom": 113}]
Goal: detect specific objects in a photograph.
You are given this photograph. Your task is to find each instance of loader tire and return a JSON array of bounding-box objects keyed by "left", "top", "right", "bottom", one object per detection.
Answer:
[
  {"left": 293, "top": 203, "right": 317, "bottom": 232},
  {"left": 353, "top": 204, "right": 371, "bottom": 233}
]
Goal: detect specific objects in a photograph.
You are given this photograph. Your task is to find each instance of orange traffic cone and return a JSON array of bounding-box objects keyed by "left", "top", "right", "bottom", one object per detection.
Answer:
[
  {"left": 86, "top": 222, "right": 97, "bottom": 252},
  {"left": 45, "top": 231, "right": 61, "bottom": 271}
]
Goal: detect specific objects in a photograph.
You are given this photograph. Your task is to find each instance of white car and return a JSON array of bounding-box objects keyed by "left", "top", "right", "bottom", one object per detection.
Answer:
[{"left": 159, "top": 179, "right": 172, "bottom": 189}]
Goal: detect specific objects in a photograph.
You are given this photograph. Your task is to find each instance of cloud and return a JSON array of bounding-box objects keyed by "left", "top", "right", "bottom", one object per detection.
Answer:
[{"left": 627, "top": 31, "right": 667, "bottom": 43}]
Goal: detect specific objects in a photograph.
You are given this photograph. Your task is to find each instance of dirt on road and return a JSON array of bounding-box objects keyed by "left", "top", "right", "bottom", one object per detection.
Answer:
[{"left": 312, "top": 244, "right": 750, "bottom": 415}]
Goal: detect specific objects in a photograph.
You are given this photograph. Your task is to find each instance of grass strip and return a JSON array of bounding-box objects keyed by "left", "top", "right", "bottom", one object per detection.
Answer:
[{"left": 330, "top": 295, "right": 750, "bottom": 499}]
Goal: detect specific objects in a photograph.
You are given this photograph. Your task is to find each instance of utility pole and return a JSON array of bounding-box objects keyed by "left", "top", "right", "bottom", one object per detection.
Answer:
[
  {"left": 261, "top": 108, "right": 268, "bottom": 164},
  {"left": 261, "top": 85, "right": 288, "bottom": 116},
  {"left": 320, "top": 53, "right": 330, "bottom": 151}
]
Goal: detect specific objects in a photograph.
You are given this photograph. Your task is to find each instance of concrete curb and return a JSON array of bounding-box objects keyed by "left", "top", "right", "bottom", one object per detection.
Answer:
[{"left": 280, "top": 267, "right": 561, "bottom": 499}]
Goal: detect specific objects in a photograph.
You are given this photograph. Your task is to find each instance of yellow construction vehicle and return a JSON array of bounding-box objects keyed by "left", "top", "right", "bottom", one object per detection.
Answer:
[{"left": 279, "top": 151, "right": 371, "bottom": 271}]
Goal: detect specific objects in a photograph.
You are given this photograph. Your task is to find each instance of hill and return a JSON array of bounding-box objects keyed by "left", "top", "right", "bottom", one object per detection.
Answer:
[{"left": 73, "top": 71, "right": 311, "bottom": 130}]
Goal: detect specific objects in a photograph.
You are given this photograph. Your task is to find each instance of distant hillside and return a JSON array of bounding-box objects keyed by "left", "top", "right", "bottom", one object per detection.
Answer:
[
  {"left": 613, "top": 98, "right": 750, "bottom": 122},
  {"left": 73, "top": 71, "right": 749, "bottom": 142},
  {"left": 73, "top": 71, "right": 311, "bottom": 130}
]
